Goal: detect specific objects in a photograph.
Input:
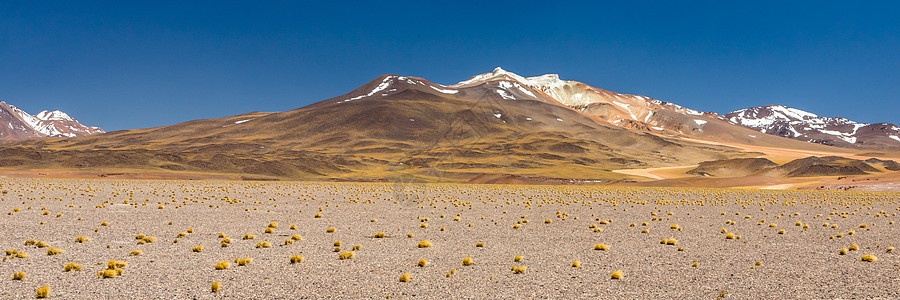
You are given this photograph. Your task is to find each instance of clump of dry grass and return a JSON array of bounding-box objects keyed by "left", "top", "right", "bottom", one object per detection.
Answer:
[
  {"left": 849, "top": 244, "right": 859, "bottom": 251},
  {"left": 290, "top": 255, "right": 305, "bottom": 264},
  {"left": 887, "top": 247, "right": 895, "bottom": 253},
  {"left": 47, "top": 247, "right": 64, "bottom": 256},
  {"left": 572, "top": 260, "right": 581, "bottom": 268},
  {"left": 192, "top": 245, "right": 204, "bottom": 253},
  {"left": 861, "top": 254, "right": 877, "bottom": 262},
  {"left": 725, "top": 233, "right": 735, "bottom": 239},
  {"left": 333, "top": 241, "right": 342, "bottom": 247},
  {"left": 610, "top": 270, "right": 624, "bottom": 279},
  {"left": 418, "top": 259, "right": 428, "bottom": 267},
  {"left": 839, "top": 248, "right": 848, "bottom": 255},
  {"left": 475, "top": 242, "right": 485, "bottom": 248},
  {"left": 234, "top": 258, "right": 253, "bottom": 266},
  {"left": 36, "top": 286, "right": 50, "bottom": 298},
  {"left": 12, "top": 272, "right": 26, "bottom": 280},
  {"left": 339, "top": 252, "right": 356, "bottom": 260},
  {"left": 374, "top": 232, "right": 385, "bottom": 238},
  {"left": 418, "top": 240, "right": 432, "bottom": 248},
  {"left": 215, "top": 261, "right": 231, "bottom": 270},
  {"left": 352, "top": 245, "right": 361, "bottom": 251},
  {"left": 221, "top": 238, "right": 232, "bottom": 248},
  {"left": 35, "top": 241, "right": 50, "bottom": 248},
  {"left": 514, "top": 256, "right": 523, "bottom": 262},
  {"left": 98, "top": 260, "right": 127, "bottom": 278},
  {"left": 593, "top": 244, "right": 610, "bottom": 251},
  {"left": 75, "top": 236, "right": 90, "bottom": 243},
  {"left": 462, "top": 257, "right": 474, "bottom": 266},
  {"left": 399, "top": 273, "right": 411, "bottom": 282},
  {"left": 265, "top": 228, "right": 274, "bottom": 234},
  {"left": 326, "top": 227, "right": 336, "bottom": 233},
  {"left": 255, "top": 241, "right": 272, "bottom": 248},
  {"left": 268, "top": 222, "right": 278, "bottom": 228},
  {"left": 290, "top": 234, "right": 303, "bottom": 241},
  {"left": 211, "top": 281, "right": 221, "bottom": 293},
  {"left": 64, "top": 262, "right": 83, "bottom": 272},
  {"left": 242, "top": 234, "right": 255, "bottom": 240},
  {"left": 511, "top": 266, "right": 527, "bottom": 274}
]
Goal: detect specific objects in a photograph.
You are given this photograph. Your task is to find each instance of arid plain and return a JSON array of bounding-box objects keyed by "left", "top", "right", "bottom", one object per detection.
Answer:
[{"left": 1, "top": 178, "right": 897, "bottom": 299}]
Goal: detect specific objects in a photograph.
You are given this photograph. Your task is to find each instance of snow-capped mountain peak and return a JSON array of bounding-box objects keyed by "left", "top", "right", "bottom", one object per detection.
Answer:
[
  {"left": 725, "top": 105, "right": 900, "bottom": 147},
  {"left": 36, "top": 110, "right": 75, "bottom": 122},
  {"left": 0, "top": 101, "right": 104, "bottom": 141}
]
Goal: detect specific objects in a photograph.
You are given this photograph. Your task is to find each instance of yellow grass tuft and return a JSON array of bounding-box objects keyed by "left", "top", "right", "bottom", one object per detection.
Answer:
[
  {"left": 235, "top": 258, "right": 253, "bottom": 266},
  {"left": 886, "top": 247, "right": 895, "bottom": 253},
  {"left": 475, "top": 242, "right": 484, "bottom": 248},
  {"left": 399, "top": 273, "right": 411, "bottom": 282},
  {"left": 352, "top": 245, "right": 361, "bottom": 251},
  {"left": 36, "top": 241, "right": 50, "bottom": 248},
  {"left": 211, "top": 281, "right": 221, "bottom": 293},
  {"left": 12, "top": 272, "right": 26, "bottom": 280},
  {"left": 255, "top": 241, "right": 272, "bottom": 248},
  {"left": 839, "top": 248, "right": 848, "bottom": 255},
  {"left": 268, "top": 222, "right": 278, "bottom": 228},
  {"left": 374, "top": 232, "right": 385, "bottom": 238},
  {"left": 326, "top": 227, "right": 336, "bottom": 233},
  {"left": 725, "top": 233, "right": 735, "bottom": 239},
  {"left": 418, "top": 259, "right": 428, "bottom": 267},
  {"left": 265, "top": 228, "right": 274, "bottom": 234},
  {"left": 593, "top": 244, "right": 610, "bottom": 251},
  {"left": 215, "top": 261, "right": 231, "bottom": 270},
  {"left": 290, "top": 255, "right": 305, "bottom": 264},
  {"left": 97, "top": 269, "right": 119, "bottom": 278},
  {"left": 192, "top": 245, "right": 204, "bottom": 253},
  {"left": 243, "top": 233, "right": 255, "bottom": 240},
  {"left": 291, "top": 234, "right": 303, "bottom": 241},
  {"left": 572, "top": 260, "right": 581, "bottom": 268},
  {"left": 75, "top": 236, "right": 90, "bottom": 243},
  {"left": 418, "top": 240, "right": 432, "bottom": 248},
  {"left": 511, "top": 266, "right": 527, "bottom": 274},
  {"left": 47, "top": 247, "right": 64, "bottom": 256},
  {"left": 514, "top": 256, "right": 523, "bottom": 262},
  {"left": 861, "top": 254, "right": 877, "bottom": 262},
  {"left": 610, "top": 270, "right": 624, "bottom": 279},
  {"left": 462, "top": 257, "right": 474, "bottom": 266},
  {"left": 36, "top": 285, "right": 50, "bottom": 298},
  {"left": 64, "top": 262, "right": 83, "bottom": 272},
  {"left": 849, "top": 244, "right": 859, "bottom": 251},
  {"left": 339, "top": 252, "right": 356, "bottom": 260}
]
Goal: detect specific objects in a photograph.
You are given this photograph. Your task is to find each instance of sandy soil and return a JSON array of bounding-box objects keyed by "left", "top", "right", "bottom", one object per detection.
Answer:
[{"left": 0, "top": 178, "right": 898, "bottom": 299}]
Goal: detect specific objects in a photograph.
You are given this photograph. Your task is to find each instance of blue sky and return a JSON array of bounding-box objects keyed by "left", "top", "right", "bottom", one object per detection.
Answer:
[{"left": 2, "top": 1, "right": 899, "bottom": 131}]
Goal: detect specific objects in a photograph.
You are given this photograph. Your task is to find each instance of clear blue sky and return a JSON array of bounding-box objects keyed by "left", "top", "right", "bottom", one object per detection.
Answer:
[{"left": 2, "top": 1, "right": 899, "bottom": 131}]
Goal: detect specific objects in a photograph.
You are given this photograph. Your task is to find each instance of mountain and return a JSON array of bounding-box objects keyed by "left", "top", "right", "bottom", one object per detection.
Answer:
[
  {"left": 457, "top": 68, "right": 852, "bottom": 151},
  {"left": 726, "top": 105, "right": 900, "bottom": 149},
  {"left": 0, "top": 73, "right": 748, "bottom": 181},
  {"left": 0, "top": 101, "right": 104, "bottom": 141}
]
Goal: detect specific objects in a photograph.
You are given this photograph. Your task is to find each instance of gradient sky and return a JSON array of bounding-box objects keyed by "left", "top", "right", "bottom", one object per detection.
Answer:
[{"left": 2, "top": 1, "right": 899, "bottom": 131}]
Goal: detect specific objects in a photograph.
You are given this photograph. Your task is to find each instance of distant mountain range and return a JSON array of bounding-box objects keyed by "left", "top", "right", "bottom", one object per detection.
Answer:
[
  {"left": 0, "top": 68, "right": 897, "bottom": 182},
  {"left": 0, "top": 101, "right": 103, "bottom": 141},
  {"left": 726, "top": 105, "right": 900, "bottom": 149}
]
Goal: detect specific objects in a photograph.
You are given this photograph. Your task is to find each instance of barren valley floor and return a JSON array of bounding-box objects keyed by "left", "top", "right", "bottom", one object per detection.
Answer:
[{"left": 1, "top": 178, "right": 898, "bottom": 299}]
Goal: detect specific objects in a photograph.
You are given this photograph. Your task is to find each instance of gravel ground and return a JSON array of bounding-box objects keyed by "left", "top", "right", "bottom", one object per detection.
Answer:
[{"left": 0, "top": 178, "right": 898, "bottom": 299}]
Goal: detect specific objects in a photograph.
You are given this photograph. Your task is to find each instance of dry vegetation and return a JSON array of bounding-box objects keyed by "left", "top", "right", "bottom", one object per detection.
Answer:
[{"left": 0, "top": 178, "right": 897, "bottom": 298}]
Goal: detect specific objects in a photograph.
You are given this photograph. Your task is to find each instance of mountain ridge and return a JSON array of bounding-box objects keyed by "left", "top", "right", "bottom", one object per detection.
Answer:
[{"left": 0, "top": 101, "right": 104, "bottom": 141}]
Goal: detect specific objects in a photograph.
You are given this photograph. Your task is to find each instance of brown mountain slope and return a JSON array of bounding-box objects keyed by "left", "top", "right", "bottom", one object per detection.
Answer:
[{"left": 1, "top": 75, "right": 749, "bottom": 181}]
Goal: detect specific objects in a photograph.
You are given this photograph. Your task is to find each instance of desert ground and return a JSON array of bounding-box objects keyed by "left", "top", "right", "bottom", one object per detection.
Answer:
[{"left": 1, "top": 178, "right": 898, "bottom": 299}]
